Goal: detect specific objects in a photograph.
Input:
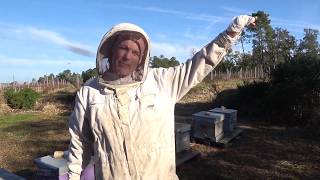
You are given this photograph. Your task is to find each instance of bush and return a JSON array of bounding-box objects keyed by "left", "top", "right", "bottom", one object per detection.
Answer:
[
  {"left": 213, "top": 81, "right": 270, "bottom": 117},
  {"left": 213, "top": 56, "right": 320, "bottom": 127},
  {"left": 4, "top": 88, "right": 40, "bottom": 109},
  {"left": 268, "top": 56, "right": 320, "bottom": 126},
  {"left": 237, "top": 81, "right": 271, "bottom": 116}
]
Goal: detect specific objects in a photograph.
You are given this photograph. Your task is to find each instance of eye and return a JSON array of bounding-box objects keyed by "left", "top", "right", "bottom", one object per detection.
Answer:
[{"left": 132, "top": 50, "right": 140, "bottom": 57}]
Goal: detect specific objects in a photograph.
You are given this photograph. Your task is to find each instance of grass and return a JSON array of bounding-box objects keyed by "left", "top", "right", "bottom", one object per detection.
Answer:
[
  {"left": 176, "top": 120, "right": 320, "bottom": 179},
  {"left": 0, "top": 87, "right": 75, "bottom": 179},
  {"left": 0, "top": 113, "right": 40, "bottom": 128},
  {"left": 175, "top": 80, "right": 320, "bottom": 179},
  {"left": 1, "top": 82, "right": 320, "bottom": 179},
  {"left": 0, "top": 113, "right": 71, "bottom": 179}
]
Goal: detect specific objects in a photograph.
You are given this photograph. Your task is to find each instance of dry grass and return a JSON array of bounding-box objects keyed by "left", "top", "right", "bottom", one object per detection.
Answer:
[
  {"left": 0, "top": 103, "right": 12, "bottom": 115},
  {"left": 0, "top": 87, "right": 76, "bottom": 179},
  {"left": 0, "top": 113, "right": 70, "bottom": 179},
  {"left": 175, "top": 80, "right": 242, "bottom": 121},
  {"left": 0, "top": 91, "right": 12, "bottom": 115},
  {"left": 1, "top": 82, "right": 320, "bottom": 179},
  {"left": 175, "top": 80, "right": 320, "bottom": 179},
  {"left": 177, "top": 120, "right": 320, "bottom": 179},
  {"left": 179, "top": 80, "right": 242, "bottom": 104}
]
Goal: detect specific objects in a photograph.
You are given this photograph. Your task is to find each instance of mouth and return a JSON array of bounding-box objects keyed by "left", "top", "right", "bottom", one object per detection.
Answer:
[{"left": 118, "top": 61, "right": 131, "bottom": 67}]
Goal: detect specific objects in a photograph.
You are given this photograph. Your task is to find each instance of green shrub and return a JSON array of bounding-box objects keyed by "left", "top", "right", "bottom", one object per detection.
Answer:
[
  {"left": 213, "top": 56, "right": 320, "bottom": 128},
  {"left": 213, "top": 81, "right": 270, "bottom": 117},
  {"left": 213, "top": 89, "right": 238, "bottom": 109},
  {"left": 268, "top": 56, "right": 320, "bottom": 126},
  {"left": 4, "top": 88, "right": 40, "bottom": 109},
  {"left": 237, "top": 81, "right": 271, "bottom": 116}
]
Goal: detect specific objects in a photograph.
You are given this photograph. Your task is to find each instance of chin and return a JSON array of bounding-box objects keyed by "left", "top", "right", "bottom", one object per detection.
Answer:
[{"left": 117, "top": 72, "right": 130, "bottom": 78}]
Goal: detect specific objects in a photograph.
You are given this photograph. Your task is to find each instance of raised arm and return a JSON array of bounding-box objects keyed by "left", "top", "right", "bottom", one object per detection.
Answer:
[{"left": 153, "top": 15, "right": 256, "bottom": 102}]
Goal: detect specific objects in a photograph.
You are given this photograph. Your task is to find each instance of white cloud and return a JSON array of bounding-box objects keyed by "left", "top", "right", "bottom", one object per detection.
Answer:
[
  {"left": 184, "top": 28, "right": 209, "bottom": 41},
  {"left": 118, "top": 5, "right": 229, "bottom": 23},
  {"left": 269, "top": 17, "right": 320, "bottom": 39},
  {"left": 0, "top": 54, "right": 95, "bottom": 83},
  {"left": 220, "top": 6, "right": 251, "bottom": 15},
  {"left": 272, "top": 18, "right": 320, "bottom": 30},
  {"left": 151, "top": 41, "right": 200, "bottom": 61},
  {"left": 27, "top": 27, "right": 70, "bottom": 45},
  {"left": 219, "top": 6, "right": 320, "bottom": 34},
  {"left": 0, "top": 55, "right": 94, "bottom": 68},
  {"left": 0, "top": 23, "right": 95, "bottom": 57},
  {"left": 183, "top": 20, "right": 222, "bottom": 41},
  {"left": 154, "top": 33, "right": 167, "bottom": 39},
  {"left": 117, "top": 5, "right": 234, "bottom": 42},
  {"left": 26, "top": 27, "right": 95, "bottom": 57}
]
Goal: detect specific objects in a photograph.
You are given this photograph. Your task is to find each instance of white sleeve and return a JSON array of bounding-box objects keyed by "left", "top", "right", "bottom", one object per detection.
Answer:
[
  {"left": 227, "top": 15, "right": 256, "bottom": 33},
  {"left": 153, "top": 15, "right": 254, "bottom": 102},
  {"left": 67, "top": 90, "right": 93, "bottom": 180}
]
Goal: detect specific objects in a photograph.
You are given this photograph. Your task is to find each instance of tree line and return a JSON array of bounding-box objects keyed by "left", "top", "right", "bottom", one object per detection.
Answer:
[
  {"left": 34, "top": 55, "right": 179, "bottom": 86},
  {"left": 216, "top": 11, "right": 319, "bottom": 72},
  {"left": 35, "top": 11, "right": 319, "bottom": 85}
]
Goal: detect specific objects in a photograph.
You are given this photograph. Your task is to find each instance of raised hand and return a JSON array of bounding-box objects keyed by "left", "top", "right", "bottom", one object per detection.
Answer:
[{"left": 227, "top": 15, "right": 257, "bottom": 37}]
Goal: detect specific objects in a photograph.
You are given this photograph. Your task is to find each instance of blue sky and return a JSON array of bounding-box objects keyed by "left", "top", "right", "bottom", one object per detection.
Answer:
[{"left": 0, "top": 0, "right": 319, "bottom": 83}]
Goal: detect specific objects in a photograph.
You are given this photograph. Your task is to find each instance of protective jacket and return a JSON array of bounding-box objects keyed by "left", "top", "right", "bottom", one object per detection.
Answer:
[{"left": 68, "top": 15, "right": 254, "bottom": 180}]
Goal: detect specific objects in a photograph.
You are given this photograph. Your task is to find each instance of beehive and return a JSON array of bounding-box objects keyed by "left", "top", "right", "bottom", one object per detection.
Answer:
[
  {"left": 209, "top": 107, "right": 237, "bottom": 134},
  {"left": 34, "top": 155, "right": 94, "bottom": 180},
  {"left": 175, "top": 122, "right": 192, "bottom": 153},
  {"left": 192, "top": 111, "right": 224, "bottom": 142},
  {"left": 0, "top": 168, "right": 25, "bottom": 180}
]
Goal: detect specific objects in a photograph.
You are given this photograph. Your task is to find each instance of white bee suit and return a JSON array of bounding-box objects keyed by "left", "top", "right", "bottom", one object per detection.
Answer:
[{"left": 68, "top": 15, "right": 255, "bottom": 180}]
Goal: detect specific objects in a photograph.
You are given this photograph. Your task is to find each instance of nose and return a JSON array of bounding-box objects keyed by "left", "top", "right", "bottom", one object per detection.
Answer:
[{"left": 124, "top": 50, "right": 134, "bottom": 61}]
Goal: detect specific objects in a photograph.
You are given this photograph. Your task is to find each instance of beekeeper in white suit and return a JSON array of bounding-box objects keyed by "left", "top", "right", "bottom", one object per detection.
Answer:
[{"left": 67, "top": 15, "right": 256, "bottom": 179}]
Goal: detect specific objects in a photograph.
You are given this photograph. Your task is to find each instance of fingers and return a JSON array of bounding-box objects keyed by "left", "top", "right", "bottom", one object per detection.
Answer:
[
  {"left": 244, "top": 15, "right": 256, "bottom": 26},
  {"left": 248, "top": 22, "right": 256, "bottom": 28},
  {"left": 227, "top": 15, "right": 256, "bottom": 34}
]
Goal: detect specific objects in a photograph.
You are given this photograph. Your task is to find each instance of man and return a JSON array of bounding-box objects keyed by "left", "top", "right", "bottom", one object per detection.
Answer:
[{"left": 68, "top": 15, "right": 256, "bottom": 179}]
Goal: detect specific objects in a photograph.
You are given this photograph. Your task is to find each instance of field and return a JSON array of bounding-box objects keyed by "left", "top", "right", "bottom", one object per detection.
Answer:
[
  {"left": 0, "top": 82, "right": 319, "bottom": 179},
  {"left": 176, "top": 80, "right": 320, "bottom": 179},
  {"left": 0, "top": 88, "right": 74, "bottom": 179}
]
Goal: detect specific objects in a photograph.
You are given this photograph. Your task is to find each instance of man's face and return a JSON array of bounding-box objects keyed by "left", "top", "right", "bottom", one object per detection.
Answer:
[{"left": 111, "top": 39, "right": 141, "bottom": 78}]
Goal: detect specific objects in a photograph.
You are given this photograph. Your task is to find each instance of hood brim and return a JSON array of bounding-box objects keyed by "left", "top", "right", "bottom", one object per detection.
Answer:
[{"left": 96, "top": 23, "right": 151, "bottom": 89}]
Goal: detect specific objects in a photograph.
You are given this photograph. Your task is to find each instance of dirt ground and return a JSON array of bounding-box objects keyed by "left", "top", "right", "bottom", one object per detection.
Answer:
[
  {"left": 0, "top": 88, "right": 74, "bottom": 179},
  {"left": 0, "top": 114, "right": 70, "bottom": 179},
  {"left": 0, "top": 82, "right": 319, "bottom": 179},
  {"left": 176, "top": 120, "right": 320, "bottom": 179},
  {"left": 175, "top": 81, "right": 320, "bottom": 179}
]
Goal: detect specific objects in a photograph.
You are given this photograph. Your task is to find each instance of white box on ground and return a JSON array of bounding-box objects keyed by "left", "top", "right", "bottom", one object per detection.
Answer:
[
  {"left": 175, "top": 122, "right": 191, "bottom": 153},
  {"left": 192, "top": 111, "right": 224, "bottom": 142},
  {"left": 34, "top": 155, "right": 95, "bottom": 180},
  {"left": 209, "top": 107, "right": 237, "bottom": 134},
  {"left": 0, "top": 168, "right": 25, "bottom": 180}
]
